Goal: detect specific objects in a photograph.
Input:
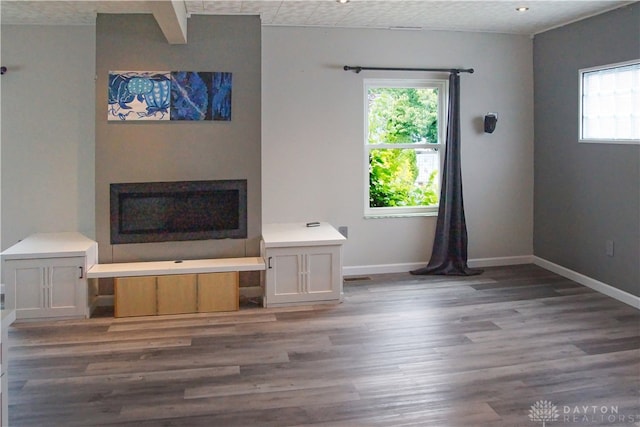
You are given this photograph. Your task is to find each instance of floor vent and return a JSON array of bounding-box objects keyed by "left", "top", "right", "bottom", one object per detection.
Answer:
[{"left": 344, "top": 276, "right": 371, "bottom": 282}]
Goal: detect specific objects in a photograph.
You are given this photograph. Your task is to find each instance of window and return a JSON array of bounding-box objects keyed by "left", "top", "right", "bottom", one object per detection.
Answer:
[
  {"left": 365, "top": 79, "right": 448, "bottom": 217},
  {"left": 579, "top": 59, "right": 640, "bottom": 144}
]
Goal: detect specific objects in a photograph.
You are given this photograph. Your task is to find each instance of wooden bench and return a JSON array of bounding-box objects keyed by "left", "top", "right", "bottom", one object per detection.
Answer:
[{"left": 87, "top": 257, "right": 265, "bottom": 317}]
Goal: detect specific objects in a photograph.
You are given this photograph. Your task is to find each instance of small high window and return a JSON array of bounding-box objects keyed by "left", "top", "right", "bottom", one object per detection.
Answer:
[{"left": 580, "top": 59, "right": 640, "bottom": 144}]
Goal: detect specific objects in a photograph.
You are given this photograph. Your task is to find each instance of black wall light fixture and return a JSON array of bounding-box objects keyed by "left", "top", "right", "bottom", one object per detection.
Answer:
[
  {"left": 484, "top": 113, "right": 498, "bottom": 133},
  {"left": 0, "top": 66, "right": 7, "bottom": 75}
]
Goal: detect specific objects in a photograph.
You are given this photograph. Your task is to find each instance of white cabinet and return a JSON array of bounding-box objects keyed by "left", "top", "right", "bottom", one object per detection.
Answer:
[
  {"left": 261, "top": 223, "right": 346, "bottom": 307},
  {"left": 7, "top": 257, "right": 86, "bottom": 319},
  {"left": 1, "top": 269, "right": 13, "bottom": 426},
  {"left": 2, "top": 233, "right": 98, "bottom": 321},
  {"left": 1, "top": 308, "right": 8, "bottom": 427},
  {"left": 264, "top": 245, "right": 342, "bottom": 305}
]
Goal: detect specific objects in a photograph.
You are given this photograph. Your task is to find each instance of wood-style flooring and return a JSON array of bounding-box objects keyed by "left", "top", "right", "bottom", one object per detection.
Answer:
[{"left": 7, "top": 265, "right": 640, "bottom": 426}]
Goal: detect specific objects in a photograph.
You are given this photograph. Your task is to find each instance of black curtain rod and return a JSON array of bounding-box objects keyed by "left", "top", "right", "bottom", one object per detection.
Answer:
[{"left": 343, "top": 65, "right": 474, "bottom": 74}]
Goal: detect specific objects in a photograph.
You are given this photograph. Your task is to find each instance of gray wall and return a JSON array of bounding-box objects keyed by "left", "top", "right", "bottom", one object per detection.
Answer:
[
  {"left": 95, "top": 15, "right": 261, "bottom": 264},
  {"left": 1, "top": 25, "right": 96, "bottom": 249},
  {"left": 533, "top": 3, "right": 640, "bottom": 296}
]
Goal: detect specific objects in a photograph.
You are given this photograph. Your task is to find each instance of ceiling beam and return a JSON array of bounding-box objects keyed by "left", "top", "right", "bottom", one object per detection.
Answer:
[{"left": 150, "top": 0, "right": 188, "bottom": 44}]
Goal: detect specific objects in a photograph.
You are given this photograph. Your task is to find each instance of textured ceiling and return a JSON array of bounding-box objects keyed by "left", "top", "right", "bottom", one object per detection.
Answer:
[{"left": 1, "top": 0, "right": 635, "bottom": 35}]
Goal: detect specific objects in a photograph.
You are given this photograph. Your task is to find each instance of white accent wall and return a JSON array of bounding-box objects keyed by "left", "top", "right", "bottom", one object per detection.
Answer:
[
  {"left": 1, "top": 25, "right": 96, "bottom": 249},
  {"left": 262, "top": 27, "right": 534, "bottom": 270}
]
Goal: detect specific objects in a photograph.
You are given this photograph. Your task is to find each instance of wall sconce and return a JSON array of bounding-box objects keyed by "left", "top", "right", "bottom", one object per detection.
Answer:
[
  {"left": 0, "top": 66, "right": 7, "bottom": 75},
  {"left": 484, "top": 113, "right": 498, "bottom": 133}
]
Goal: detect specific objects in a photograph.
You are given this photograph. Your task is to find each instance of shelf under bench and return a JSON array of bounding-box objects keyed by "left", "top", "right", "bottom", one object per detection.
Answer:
[
  {"left": 87, "top": 257, "right": 266, "bottom": 318},
  {"left": 87, "top": 257, "right": 266, "bottom": 279}
]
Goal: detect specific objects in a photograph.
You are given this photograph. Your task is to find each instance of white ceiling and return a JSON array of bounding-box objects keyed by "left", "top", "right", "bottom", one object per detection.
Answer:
[{"left": 1, "top": 0, "right": 635, "bottom": 36}]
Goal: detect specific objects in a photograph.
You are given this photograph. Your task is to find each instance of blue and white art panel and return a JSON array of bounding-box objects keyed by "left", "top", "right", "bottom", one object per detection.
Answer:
[
  {"left": 211, "top": 72, "right": 233, "bottom": 121},
  {"left": 170, "top": 71, "right": 212, "bottom": 121},
  {"left": 108, "top": 71, "right": 171, "bottom": 121},
  {"left": 108, "top": 71, "right": 233, "bottom": 122}
]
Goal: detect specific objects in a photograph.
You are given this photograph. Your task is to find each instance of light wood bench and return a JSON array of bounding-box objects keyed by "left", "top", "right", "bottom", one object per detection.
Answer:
[{"left": 87, "top": 257, "right": 266, "bottom": 317}]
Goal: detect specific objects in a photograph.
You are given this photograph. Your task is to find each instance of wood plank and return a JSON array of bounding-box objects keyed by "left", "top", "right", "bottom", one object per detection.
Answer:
[
  {"left": 156, "top": 274, "right": 197, "bottom": 315},
  {"left": 197, "top": 272, "right": 239, "bottom": 312},
  {"left": 114, "top": 276, "right": 157, "bottom": 317}
]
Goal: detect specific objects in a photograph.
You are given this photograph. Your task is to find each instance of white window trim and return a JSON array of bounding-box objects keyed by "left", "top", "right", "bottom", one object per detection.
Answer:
[
  {"left": 364, "top": 78, "right": 448, "bottom": 218},
  {"left": 579, "top": 59, "right": 640, "bottom": 145}
]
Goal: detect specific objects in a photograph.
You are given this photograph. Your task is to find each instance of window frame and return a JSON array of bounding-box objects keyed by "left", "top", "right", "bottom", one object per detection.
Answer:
[
  {"left": 364, "top": 78, "right": 448, "bottom": 218},
  {"left": 578, "top": 59, "right": 640, "bottom": 145}
]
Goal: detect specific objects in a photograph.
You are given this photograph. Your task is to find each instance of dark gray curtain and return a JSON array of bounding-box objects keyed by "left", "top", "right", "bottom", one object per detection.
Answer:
[{"left": 411, "top": 72, "right": 482, "bottom": 276}]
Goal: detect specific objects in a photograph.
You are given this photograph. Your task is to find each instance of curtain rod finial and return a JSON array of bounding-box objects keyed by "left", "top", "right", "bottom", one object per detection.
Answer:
[{"left": 344, "top": 65, "right": 363, "bottom": 73}]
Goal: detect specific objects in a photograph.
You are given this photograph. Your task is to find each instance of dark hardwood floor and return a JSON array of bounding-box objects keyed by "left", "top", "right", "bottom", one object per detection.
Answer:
[{"left": 7, "top": 265, "right": 640, "bottom": 426}]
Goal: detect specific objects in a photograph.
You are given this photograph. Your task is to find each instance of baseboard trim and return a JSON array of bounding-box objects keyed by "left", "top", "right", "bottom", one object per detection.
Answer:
[
  {"left": 534, "top": 256, "right": 640, "bottom": 310},
  {"left": 344, "top": 255, "right": 534, "bottom": 277},
  {"left": 344, "top": 262, "right": 425, "bottom": 276},
  {"left": 92, "top": 256, "right": 638, "bottom": 309}
]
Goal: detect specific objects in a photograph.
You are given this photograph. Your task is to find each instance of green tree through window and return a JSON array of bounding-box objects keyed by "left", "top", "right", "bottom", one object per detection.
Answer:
[{"left": 365, "top": 81, "right": 446, "bottom": 215}]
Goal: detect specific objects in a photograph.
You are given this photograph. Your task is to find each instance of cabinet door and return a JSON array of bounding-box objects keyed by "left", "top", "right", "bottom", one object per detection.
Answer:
[
  {"left": 306, "top": 246, "right": 341, "bottom": 299},
  {"left": 265, "top": 250, "right": 303, "bottom": 304},
  {"left": 157, "top": 274, "right": 197, "bottom": 315},
  {"left": 12, "top": 264, "right": 44, "bottom": 314},
  {"left": 114, "top": 276, "right": 157, "bottom": 317},
  {"left": 49, "top": 262, "right": 83, "bottom": 311},
  {"left": 197, "top": 272, "right": 239, "bottom": 312}
]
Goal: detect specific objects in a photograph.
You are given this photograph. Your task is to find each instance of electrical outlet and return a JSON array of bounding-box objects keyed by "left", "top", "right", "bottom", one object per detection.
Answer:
[{"left": 605, "top": 240, "right": 614, "bottom": 257}]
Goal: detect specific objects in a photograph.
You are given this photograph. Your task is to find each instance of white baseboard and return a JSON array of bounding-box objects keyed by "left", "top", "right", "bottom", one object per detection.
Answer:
[
  {"left": 90, "top": 256, "right": 638, "bottom": 310},
  {"left": 344, "top": 255, "right": 533, "bottom": 277},
  {"left": 344, "top": 262, "right": 425, "bottom": 276},
  {"left": 534, "top": 256, "right": 640, "bottom": 310}
]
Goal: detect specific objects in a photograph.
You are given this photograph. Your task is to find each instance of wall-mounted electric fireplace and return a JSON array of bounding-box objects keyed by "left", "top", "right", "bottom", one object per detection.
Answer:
[{"left": 110, "top": 180, "right": 247, "bottom": 244}]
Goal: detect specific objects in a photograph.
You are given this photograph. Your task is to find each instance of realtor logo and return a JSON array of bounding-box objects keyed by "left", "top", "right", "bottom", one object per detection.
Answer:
[{"left": 529, "top": 400, "right": 560, "bottom": 426}]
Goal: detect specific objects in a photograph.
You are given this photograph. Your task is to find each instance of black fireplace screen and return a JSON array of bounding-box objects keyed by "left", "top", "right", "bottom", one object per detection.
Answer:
[{"left": 110, "top": 180, "right": 247, "bottom": 244}]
